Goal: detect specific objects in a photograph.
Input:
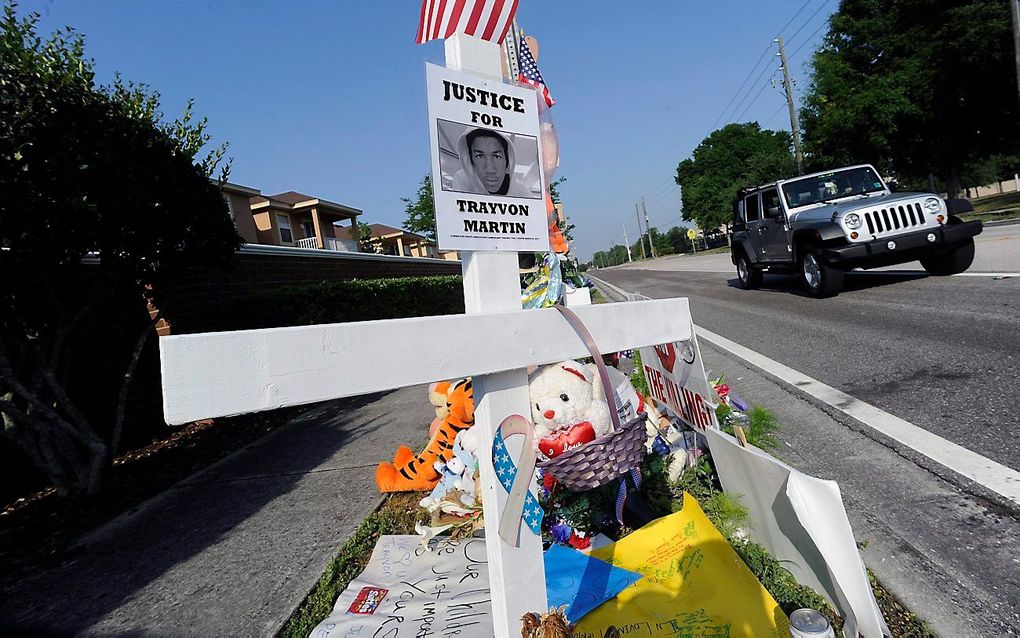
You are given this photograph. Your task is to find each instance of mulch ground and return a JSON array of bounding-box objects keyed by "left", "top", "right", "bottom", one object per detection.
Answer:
[{"left": 0, "top": 407, "right": 302, "bottom": 592}]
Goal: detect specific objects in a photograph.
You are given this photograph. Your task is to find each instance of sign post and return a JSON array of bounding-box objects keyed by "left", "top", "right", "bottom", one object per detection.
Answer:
[{"left": 444, "top": 33, "right": 547, "bottom": 635}]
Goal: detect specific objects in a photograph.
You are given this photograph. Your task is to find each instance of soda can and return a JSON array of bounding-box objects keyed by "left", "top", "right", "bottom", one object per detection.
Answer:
[{"left": 789, "top": 608, "right": 836, "bottom": 638}]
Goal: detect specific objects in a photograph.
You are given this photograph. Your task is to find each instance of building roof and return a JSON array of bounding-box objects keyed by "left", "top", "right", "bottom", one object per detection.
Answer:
[
  {"left": 335, "top": 223, "right": 433, "bottom": 244},
  {"left": 267, "top": 191, "right": 316, "bottom": 206},
  {"left": 218, "top": 180, "right": 261, "bottom": 197},
  {"left": 249, "top": 191, "right": 363, "bottom": 217}
]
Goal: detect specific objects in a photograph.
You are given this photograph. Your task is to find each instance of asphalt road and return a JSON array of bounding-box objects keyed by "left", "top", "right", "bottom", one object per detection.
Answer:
[
  {"left": 594, "top": 223, "right": 1020, "bottom": 474},
  {"left": 592, "top": 227, "right": 1020, "bottom": 635}
]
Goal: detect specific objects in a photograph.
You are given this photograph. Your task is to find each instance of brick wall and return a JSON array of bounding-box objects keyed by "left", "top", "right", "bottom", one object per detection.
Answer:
[{"left": 167, "top": 244, "right": 460, "bottom": 334}]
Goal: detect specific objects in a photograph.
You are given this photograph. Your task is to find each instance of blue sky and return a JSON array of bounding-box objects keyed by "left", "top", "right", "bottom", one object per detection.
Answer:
[{"left": 20, "top": 1, "right": 834, "bottom": 260}]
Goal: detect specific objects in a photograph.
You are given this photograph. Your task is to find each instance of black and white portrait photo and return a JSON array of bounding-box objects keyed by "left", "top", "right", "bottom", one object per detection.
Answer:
[{"left": 436, "top": 120, "right": 542, "bottom": 199}]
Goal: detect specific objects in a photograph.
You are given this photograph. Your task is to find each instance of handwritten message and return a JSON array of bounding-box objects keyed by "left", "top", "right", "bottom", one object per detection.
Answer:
[
  {"left": 573, "top": 494, "right": 789, "bottom": 638},
  {"left": 310, "top": 535, "right": 492, "bottom": 638}
]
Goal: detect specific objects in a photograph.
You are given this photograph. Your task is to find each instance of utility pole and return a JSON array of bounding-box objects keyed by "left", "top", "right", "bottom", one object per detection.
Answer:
[
  {"left": 641, "top": 197, "right": 657, "bottom": 258},
  {"left": 1012, "top": 0, "right": 1020, "bottom": 108},
  {"left": 776, "top": 36, "right": 804, "bottom": 175},
  {"left": 622, "top": 225, "right": 633, "bottom": 262},
  {"left": 635, "top": 205, "right": 647, "bottom": 259}
]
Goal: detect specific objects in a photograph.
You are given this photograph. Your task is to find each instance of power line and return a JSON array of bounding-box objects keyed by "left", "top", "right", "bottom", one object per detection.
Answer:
[
  {"left": 784, "top": 0, "right": 833, "bottom": 51},
  {"left": 733, "top": 72, "right": 778, "bottom": 123},
  {"left": 708, "top": 0, "right": 814, "bottom": 130},
  {"left": 789, "top": 19, "right": 829, "bottom": 60},
  {"left": 643, "top": 177, "right": 677, "bottom": 199},
  {"left": 764, "top": 101, "right": 788, "bottom": 127},
  {"left": 709, "top": 43, "right": 773, "bottom": 131},
  {"left": 643, "top": 185, "right": 679, "bottom": 206},
  {"left": 774, "top": 0, "right": 813, "bottom": 39}
]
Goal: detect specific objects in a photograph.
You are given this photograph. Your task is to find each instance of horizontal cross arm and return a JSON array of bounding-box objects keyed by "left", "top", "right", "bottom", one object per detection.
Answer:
[{"left": 160, "top": 298, "right": 691, "bottom": 424}]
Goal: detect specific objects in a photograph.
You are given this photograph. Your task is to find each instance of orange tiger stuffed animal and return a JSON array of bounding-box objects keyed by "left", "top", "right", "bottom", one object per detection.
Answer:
[{"left": 375, "top": 378, "right": 474, "bottom": 493}]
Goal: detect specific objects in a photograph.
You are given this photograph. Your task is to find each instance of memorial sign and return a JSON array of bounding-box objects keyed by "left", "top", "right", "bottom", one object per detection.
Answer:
[{"left": 426, "top": 63, "right": 549, "bottom": 251}]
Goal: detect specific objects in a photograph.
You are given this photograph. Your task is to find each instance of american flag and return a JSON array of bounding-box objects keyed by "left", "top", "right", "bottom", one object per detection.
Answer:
[
  {"left": 517, "top": 35, "right": 555, "bottom": 108},
  {"left": 415, "top": 0, "right": 520, "bottom": 45}
]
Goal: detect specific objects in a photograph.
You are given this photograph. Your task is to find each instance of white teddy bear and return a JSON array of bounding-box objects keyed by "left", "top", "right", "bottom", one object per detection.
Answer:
[{"left": 528, "top": 360, "right": 614, "bottom": 460}]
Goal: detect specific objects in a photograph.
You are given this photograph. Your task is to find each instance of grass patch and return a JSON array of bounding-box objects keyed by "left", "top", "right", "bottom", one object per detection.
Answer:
[
  {"left": 278, "top": 492, "right": 424, "bottom": 638},
  {"left": 969, "top": 190, "right": 1020, "bottom": 214},
  {"left": 689, "top": 245, "right": 731, "bottom": 256},
  {"left": 959, "top": 209, "right": 1020, "bottom": 223},
  {"left": 590, "top": 287, "right": 609, "bottom": 304},
  {"left": 629, "top": 349, "right": 649, "bottom": 396}
]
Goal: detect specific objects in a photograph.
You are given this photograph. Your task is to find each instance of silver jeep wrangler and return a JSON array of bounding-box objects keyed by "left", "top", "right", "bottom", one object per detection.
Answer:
[{"left": 730, "top": 164, "right": 983, "bottom": 297}]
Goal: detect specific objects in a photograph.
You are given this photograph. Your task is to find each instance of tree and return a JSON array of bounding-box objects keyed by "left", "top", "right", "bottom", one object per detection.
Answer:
[
  {"left": 0, "top": 5, "right": 241, "bottom": 495},
  {"left": 549, "top": 176, "right": 575, "bottom": 243},
  {"left": 353, "top": 221, "right": 377, "bottom": 253},
  {"left": 665, "top": 226, "right": 691, "bottom": 255},
  {"left": 402, "top": 175, "right": 436, "bottom": 241},
  {"left": 801, "top": 0, "right": 1020, "bottom": 196},
  {"left": 675, "top": 123, "right": 795, "bottom": 234}
]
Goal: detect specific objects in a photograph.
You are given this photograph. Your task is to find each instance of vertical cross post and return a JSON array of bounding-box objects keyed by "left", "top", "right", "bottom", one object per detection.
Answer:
[{"left": 445, "top": 33, "right": 547, "bottom": 638}]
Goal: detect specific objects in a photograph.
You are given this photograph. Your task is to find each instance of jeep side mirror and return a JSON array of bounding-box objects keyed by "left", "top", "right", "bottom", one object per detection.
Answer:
[{"left": 766, "top": 206, "right": 781, "bottom": 219}]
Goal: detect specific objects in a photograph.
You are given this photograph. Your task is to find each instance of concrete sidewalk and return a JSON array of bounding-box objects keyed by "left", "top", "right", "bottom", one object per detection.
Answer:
[{"left": 0, "top": 386, "right": 432, "bottom": 636}]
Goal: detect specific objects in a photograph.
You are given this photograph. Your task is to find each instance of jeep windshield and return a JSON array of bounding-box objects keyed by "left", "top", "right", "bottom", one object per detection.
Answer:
[{"left": 781, "top": 166, "right": 886, "bottom": 209}]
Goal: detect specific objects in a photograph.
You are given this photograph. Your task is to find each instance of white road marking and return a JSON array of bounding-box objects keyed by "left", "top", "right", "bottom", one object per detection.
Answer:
[
  {"left": 589, "top": 274, "right": 1020, "bottom": 506},
  {"left": 608, "top": 267, "right": 1017, "bottom": 278}
]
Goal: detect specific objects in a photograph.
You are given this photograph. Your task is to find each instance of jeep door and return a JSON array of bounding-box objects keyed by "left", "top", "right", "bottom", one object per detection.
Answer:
[
  {"left": 743, "top": 192, "right": 767, "bottom": 261},
  {"left": 760, "top": 188, "right": 791, "bottom": 261}
]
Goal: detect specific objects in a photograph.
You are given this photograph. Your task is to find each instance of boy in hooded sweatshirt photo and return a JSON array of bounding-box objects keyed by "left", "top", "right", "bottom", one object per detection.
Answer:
[{"left": 452, "top": 127, "right": 536, "bottom": 198}]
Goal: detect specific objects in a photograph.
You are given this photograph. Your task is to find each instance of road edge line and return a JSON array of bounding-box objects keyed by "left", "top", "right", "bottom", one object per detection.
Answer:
[{"left": 588, "top": 274, "right": 1020, "bottom": 507}]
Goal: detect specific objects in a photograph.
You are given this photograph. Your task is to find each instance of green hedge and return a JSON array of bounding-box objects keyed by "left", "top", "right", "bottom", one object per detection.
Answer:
[{"left": 209, "top": 275, "right": 465, "bottom": 331}]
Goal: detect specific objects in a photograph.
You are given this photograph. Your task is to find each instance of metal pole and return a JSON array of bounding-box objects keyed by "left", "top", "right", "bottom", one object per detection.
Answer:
[
  {"left": 635, "top": 204, "right": 647, "bottom": 259},
  {"left": 622, "top": 225, "right": 633, "bottom": 261},
  {"left": 776, "top": 36, "right": 804, "bottom": 175},
  {"left": 641, "top": 197, "right": 657, "bottom": 258}
]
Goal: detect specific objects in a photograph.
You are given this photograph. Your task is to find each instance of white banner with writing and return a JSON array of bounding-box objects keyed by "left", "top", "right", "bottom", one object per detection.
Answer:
[
  {"left": 309, "top": 535, "right": 492, "bottom": 638},
  {"left": 636, "top": 306, "right": 718, "bottom": 431},
  {"left": 426, "top": 63, "right": 549, "bottom": 252}
]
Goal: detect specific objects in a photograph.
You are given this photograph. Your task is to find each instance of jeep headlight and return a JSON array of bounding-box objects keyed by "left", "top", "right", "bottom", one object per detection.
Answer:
[
  {"left": 843, "top": 213, "right": 862, "bottom": 230},
  {"left": 923, "top": 197, "right": 942, "bottom": 213}
]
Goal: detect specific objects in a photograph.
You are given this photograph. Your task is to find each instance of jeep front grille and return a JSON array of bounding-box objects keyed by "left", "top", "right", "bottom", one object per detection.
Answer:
[{"left": 862, "top": 202, "right": 926, "bottom": 236}]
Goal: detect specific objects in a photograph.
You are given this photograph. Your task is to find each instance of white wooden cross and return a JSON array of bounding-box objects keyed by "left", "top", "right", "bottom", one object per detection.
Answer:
[{"left": 159, "top": 35, "right": 694, "bottom": 638}]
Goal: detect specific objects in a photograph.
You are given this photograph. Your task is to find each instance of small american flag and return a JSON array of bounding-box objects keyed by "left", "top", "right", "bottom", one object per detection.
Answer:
[
  {"left": 415, "top": 0, "right": 520, "bottom": 45},
  {"left": 517, "top": 35, "right": 555, "bottom": 108}
]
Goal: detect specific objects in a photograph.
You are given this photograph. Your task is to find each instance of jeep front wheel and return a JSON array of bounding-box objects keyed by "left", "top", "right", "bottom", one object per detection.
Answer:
[
  {"left": 736, "top": 254, "right": 762, "bottom": 289},
  {"left": 801, "top": 248, "right": 843, "bottom": 298},
  {"left": 920, "top": 239, "right": 975, "bottom": 276}
]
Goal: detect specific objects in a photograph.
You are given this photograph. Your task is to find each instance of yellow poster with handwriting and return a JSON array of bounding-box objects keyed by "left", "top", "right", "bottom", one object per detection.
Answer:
[{"left": 574, "top": 493, "right": 790, "bottom": 638}]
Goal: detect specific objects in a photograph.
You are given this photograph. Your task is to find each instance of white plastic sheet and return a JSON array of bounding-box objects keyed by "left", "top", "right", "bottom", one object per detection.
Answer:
[{"left": 704, "top": 428, "right": 889, "bottom": 638}]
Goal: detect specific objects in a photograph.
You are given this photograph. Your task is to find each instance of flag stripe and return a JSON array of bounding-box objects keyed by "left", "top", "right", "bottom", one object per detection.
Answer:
[
  {"left": 430, "top": 0, "right": 449, "bottom": 40},
  {"left": 416, "top": 0, "right": 429, "bottom": 43},
  {"left": 464, "top": 0, "right": 488, "bottom": 35},
  {"left": 416, "top": 0, "right": 517, "bottom": 45},
  {"left": 443, "top": 0, "right": 468, "bottom": 39},
  {"left": 480, "top": 0, "right": 506, "bottom": 41},
  {"left": 494, "top": 0, "right": 519, "bottom": 44}
]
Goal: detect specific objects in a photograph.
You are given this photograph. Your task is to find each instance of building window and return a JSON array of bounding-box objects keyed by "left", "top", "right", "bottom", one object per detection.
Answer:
[
  {"left": 277, "top": 214, "right": 293, "bottom": 243},
  {"left": 301, "top": 221, "right": 315, "bottom": 239}
]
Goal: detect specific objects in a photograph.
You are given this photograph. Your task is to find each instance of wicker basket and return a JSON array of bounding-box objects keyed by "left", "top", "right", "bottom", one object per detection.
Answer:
[
  {"left": 536, "top": 305, "right": 648, "bottom": 492},
  {"left": 536, "top": 413, "right": 646, "bottom": 491}
]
